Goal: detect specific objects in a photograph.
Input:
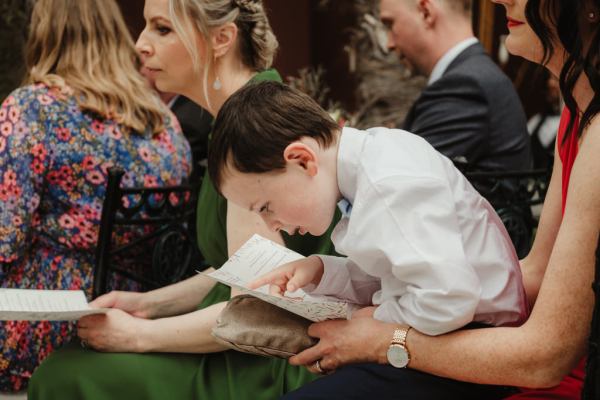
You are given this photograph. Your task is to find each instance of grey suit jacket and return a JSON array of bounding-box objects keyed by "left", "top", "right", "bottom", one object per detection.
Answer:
[{"left": 403, "top": 43, "right": 531, "bottom": 173}]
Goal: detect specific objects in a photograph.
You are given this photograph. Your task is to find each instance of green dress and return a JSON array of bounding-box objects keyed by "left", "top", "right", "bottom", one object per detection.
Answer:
[{"left": 27, "top": 69, "right": 341, "bottom": 400}]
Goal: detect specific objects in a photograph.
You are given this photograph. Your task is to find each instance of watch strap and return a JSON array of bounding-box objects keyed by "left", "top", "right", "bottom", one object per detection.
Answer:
[{"left": 391, "top": 327, "right": 411, "bottom": 346}]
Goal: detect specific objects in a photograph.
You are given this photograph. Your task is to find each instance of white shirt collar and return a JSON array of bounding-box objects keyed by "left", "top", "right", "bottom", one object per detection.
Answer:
[
  {"left": 336, "top": 126, "right": 367, "bottom": 206},
  {"left": 167, "top": 94, "right": 180, "bottom": 109},
  {"left": 428, "top": 37, "right": 478, "bottom": 86}
]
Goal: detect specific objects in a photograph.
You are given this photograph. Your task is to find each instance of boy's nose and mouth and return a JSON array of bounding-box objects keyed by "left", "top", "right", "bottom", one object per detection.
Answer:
[
  {"left": 273, "top": 224, "right": 308, "bottom": 236},
  {"left": 285, "top": 226, "right": 307, "bottom": 236}
]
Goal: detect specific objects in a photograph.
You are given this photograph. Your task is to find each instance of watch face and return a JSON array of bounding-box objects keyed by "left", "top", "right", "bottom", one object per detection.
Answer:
[{"left": 387, "top": 345, "right": 409, "bottom": 368}]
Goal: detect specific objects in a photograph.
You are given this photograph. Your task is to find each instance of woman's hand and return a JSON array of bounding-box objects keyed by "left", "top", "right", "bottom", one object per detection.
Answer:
[
  {"left": 289, "top": 317, "right": 399, "bottom": 373},
  {"left": 249, "top": 256, "right": 325, "bottom": 295},
  {"left": 77, "top": 309, "right": 152, "bottom": 352},
  {"left": 90, "top": 290, "right": 155, "bottom": 319}
]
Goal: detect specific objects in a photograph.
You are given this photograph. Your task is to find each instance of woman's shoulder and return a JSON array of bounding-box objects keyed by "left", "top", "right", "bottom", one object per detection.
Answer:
[
  {"left": 3, "top": 83, "right": 75, "bottom": 116},
  {"left": 6, "top": 83, "right": 61, "bottom": 101},
  {"left": 5, "top": 83, "right": 47, "bottom": 100},
  {"left": 161, "top": 107, "right": 182, "bottom": 133}
]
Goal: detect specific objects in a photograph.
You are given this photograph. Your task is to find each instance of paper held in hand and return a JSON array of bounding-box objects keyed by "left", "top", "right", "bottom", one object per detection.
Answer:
[
  {"left": 0, "top": 289, "right": 109, "bottom": 321},
  {"left": 203, "top": 234, "right": 357, "bottom": 322}
]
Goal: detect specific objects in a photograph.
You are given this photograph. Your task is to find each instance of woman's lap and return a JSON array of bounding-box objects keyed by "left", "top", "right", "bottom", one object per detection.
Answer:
[{"left": 28, "top": 341, "right": 317, "bottom": 400}]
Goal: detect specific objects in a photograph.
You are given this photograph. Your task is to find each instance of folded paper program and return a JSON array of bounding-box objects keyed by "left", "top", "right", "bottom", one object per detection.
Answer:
[
  {"left": 0, "top": 288, "right": 108, "bottom": 321},
  {"left": 204, "top": 234, "right": 358, "bottom": 322}
]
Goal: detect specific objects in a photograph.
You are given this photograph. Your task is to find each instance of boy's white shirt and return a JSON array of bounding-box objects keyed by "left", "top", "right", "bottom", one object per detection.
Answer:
[{"left": 307, "top": 127, "right": 528, "bottom": 336}]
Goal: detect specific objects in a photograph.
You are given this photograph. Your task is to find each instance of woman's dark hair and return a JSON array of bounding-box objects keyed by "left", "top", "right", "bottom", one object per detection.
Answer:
[
  {"left": 525, "top": 0, "right": 600, "bottom": 142},
  {"left": 208, "top": 81, "right": 339, "bottom": 193}
]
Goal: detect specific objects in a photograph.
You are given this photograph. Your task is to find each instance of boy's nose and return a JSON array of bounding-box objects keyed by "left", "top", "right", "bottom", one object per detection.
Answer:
[
  {"left": 269, "top": 221, "right": 282, "bottom": 232},
  {"left": 260, "top": 215, "right": 280, "bottom": 232}
]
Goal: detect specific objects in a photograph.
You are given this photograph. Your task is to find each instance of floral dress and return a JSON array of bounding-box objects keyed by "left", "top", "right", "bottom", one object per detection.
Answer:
[{"left": 0, "top": 83, "right": 191, "bottom": 391}]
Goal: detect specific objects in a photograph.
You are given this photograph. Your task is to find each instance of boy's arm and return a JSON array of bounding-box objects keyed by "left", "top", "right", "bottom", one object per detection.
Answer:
[
  {"left": 347, "top": 176, "right": 492, "bottom": 336},
  {"left": 306, "top": 255, "right": 381, "bottom": 305}
]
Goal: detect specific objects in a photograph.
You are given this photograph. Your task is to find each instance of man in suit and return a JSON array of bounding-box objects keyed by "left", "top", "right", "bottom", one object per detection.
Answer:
[{"left": 380, "top": 0, "right": 531, "bottom": 173}]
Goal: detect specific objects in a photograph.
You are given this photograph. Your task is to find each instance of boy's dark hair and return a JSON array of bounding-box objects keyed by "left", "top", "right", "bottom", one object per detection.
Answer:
[{"left": 208, "top": 81, "right": 339, "bottom": 192}]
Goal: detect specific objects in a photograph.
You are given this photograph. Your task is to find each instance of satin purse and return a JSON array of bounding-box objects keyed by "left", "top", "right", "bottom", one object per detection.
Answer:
[{"left": 212, "top": 294, "right": 317, "bottom": 359}]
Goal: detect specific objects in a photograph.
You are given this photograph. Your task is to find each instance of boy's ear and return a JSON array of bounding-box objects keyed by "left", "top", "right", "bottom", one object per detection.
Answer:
[
  {"left": 211, "top": 22, "right": 238, "bottom": 59},
  {"left": 283, "top": 142, "right": 318, "bottom": 177}
]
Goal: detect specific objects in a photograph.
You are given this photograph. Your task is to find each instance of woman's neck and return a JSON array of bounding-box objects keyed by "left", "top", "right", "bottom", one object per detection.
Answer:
[
  {"left": 187, "top": 62, "right": 257, "bottom": 117},
  {"left": 210, "top": 66, "right": 257, "bottom": 115}
]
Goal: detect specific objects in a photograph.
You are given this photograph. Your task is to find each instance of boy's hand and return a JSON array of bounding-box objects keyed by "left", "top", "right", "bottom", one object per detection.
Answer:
[{"left": 248, "top": 256, "right": 325, "bottom": 296}]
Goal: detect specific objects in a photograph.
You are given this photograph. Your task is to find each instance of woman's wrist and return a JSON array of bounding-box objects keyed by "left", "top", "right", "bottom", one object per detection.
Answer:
[
  {"left": 142, "top": 274, "right": 214, "bottom": 318},
  {"left": 135, "top": 319, "right": 162, "bottom": 353},
  {"left": 376, "top": 330, "right": 392, "bottom": 364},
  {"left": 376, "top": 323, "right": 413, "bottom": 366},
  {"left": 138, "top": 302, "right": 229, "bottom": 353}
]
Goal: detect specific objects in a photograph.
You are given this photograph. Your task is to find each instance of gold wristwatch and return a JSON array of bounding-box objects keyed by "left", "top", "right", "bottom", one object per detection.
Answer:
[{"left": 386, "top": 327, "right": 411, "bottom": 368}]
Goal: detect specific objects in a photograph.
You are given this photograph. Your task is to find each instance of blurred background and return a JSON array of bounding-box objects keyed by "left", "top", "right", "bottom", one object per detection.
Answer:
[{"left": 0, "top": 0, "right": 551, "bottom": 129}]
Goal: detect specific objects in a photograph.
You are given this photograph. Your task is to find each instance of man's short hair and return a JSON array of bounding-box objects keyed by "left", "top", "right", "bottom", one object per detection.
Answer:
[
  {"left": 208, "top": 81, "right": 339, "bottom": 193},
  {"left": 440, "top": 0, "right": 472, "bottom": 17}
]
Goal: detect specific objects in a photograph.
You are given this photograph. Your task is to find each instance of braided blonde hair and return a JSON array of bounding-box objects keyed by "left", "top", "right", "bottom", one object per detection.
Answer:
[{"left": 169, "top": 0, "right": 279, "bottom": 103}]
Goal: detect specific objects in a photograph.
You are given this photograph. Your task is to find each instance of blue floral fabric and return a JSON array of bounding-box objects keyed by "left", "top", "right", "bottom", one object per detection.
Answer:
[{"left": 0, "top": 83, "right": 191, "bottom": 391}]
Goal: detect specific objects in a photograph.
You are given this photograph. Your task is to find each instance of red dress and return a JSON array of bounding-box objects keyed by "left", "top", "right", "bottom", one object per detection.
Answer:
[{"left": 505, "top": 107, "right": 583, "bottom": 399}]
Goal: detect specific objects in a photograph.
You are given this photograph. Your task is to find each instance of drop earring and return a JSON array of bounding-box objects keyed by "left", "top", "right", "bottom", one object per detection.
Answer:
[
  {"left": 213, "top": 76, "right": 222, "bottom": 90},
  {"left": 589, "top": 11, "right": 598, "bottom": 22}
]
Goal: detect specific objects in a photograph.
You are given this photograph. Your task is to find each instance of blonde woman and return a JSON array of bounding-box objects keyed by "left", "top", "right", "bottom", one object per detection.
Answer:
[
  {"left": 29, "top": 0, "right": 339, "bottom": 399},
  {"left": 0, "top": 0, "right": 191, "bottom": 392}
]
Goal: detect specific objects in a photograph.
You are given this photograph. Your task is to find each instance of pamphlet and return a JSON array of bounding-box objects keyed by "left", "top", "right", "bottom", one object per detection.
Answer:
[
  {"left": 0, "top": 289, "right": 109, "bottom": 321},
  {"left": 204, "top": 234, "right": 356, "bottom": 322}
]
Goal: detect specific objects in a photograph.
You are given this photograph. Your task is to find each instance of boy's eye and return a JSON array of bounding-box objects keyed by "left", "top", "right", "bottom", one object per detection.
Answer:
[{"left": 259, "top": 203, "right": 270, "bottom": 213}]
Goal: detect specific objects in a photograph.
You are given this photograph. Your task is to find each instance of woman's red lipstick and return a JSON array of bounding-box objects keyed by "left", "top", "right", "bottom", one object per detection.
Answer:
[{"left": 507, "top": 17, "right": 525, "bottom": 29}]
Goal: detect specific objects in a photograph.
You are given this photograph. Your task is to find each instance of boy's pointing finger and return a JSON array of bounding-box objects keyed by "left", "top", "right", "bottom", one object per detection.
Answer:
[{"left": 248, "top": 270, "right": 283, "bottom": 290}]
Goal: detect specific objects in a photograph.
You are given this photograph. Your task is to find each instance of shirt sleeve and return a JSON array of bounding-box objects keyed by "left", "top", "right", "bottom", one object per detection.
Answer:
[
  {"left": 305, "top": 254, "right": 381, "bottom": 305},
  {"left": 350, "top": 175, "right": 481, "bottom": 336},
  {"left": 0, "top": 89, "right": 47, "bottom": 264}
]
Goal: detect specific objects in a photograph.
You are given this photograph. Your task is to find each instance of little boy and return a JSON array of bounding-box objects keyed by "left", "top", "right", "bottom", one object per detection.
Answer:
[{"left": 208, "top": 81, "right": 527, "bottom": 336}]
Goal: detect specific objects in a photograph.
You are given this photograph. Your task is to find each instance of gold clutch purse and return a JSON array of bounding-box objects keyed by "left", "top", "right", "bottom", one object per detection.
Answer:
[{"left": 212, "top": 294, "right": 318, "bottom": 359}]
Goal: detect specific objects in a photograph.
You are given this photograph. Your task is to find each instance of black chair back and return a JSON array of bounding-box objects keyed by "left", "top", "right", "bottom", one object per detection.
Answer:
[
  {"left": 464, "top": 169, "right": 550, "bottom": 258},
  {"left": 93, "top": 167, "right": 204, "bottom": 298}
]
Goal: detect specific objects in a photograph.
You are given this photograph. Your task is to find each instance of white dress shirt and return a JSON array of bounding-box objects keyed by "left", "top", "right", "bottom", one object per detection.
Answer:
[
  {"left": 428, "top": 37, "right": 479, "bottom": 85},
  {"left": 309, "top": 127, "right": 528, "bottom": 336}
]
